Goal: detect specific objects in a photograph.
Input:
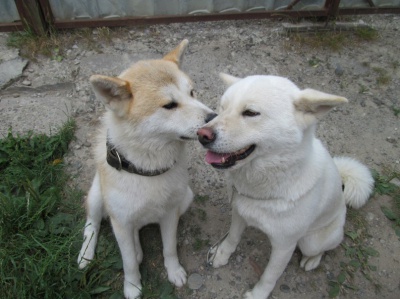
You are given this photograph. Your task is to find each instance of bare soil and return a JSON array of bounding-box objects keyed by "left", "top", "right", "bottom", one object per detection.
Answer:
[{"left": 0, "top": 14, "right": 399, "bottom": 299}]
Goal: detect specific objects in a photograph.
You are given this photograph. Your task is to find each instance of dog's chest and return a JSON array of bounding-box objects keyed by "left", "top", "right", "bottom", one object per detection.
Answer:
[
  {"left": 103, "top": 169, "right": 188, "bottom": 225},
  {"left": 234, "top": 195, "right": 306, "bottom": 239}
]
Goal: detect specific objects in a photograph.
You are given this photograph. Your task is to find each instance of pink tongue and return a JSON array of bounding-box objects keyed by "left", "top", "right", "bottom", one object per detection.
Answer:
[{"left": 205, "top": 150, "right": 230, "bottom": 164}]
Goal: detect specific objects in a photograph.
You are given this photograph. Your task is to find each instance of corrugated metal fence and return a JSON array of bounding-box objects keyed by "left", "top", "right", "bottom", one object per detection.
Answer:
[{"left": 1, "top": 0, "right": 400, "bottom": 35}]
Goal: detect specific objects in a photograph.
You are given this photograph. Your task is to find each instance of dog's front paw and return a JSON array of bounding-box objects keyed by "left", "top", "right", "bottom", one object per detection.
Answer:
[
  {"left": 124, "top": 281, "right": 142, "bottom": 299},
  {"left": 167, "top": 264, "right": 187, "bottom": 287},
  {"left": 77, "top": 245, "right": 95, "bottom": 269},
  {"left": 243, "top": 291, "right": 255, "bottom": 299},
  {"left": 300, "top": 253, "right": 323, "bottom": 271},
  {"left": 211, "top": 245, "right": 231, "bottom": 268},
  {"left": 77, "top": 255, "right": 90, "bottom": 269}
]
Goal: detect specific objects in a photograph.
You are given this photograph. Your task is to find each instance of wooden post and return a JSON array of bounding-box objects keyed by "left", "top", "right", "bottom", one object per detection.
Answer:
[
  {"left": 14, "top": 0, "right": 47, "bottom": 35},
  {"left": 325, "top": 0, "right": 341, "bottom": 18}
]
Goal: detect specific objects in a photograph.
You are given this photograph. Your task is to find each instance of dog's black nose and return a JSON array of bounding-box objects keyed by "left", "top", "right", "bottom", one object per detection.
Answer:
[
  {"left": 205, "top": 113, "right": 218, "bottom": 124},
  {"left": 197, "top": 127, "right": 216, "bottom": 145}
]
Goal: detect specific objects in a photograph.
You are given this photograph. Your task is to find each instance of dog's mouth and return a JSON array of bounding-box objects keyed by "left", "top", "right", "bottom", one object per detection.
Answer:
[{"left": 205, "top": 145, "right": 256, "bottom": 169}]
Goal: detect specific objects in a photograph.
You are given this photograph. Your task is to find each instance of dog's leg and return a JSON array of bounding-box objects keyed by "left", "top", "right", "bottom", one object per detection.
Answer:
[
  {"left": 111, "top": 218, "right": 142, "bottom": 299},
  {"left": 298, "top": 209, "right": 345, "bottom": 271},
  {"left": 78, "top": 172, "right": 103, "bottom": 269},
  {"left": 244, "top": 243, "right": 296, "bottom": 299},
  {"left": 160, "top": 207, "right": 187, "bottom": 287},
  {"left": 212, "top": 206, "right": 246, "bottom": 268},
  {"left": 133, "top": 229, "right": 143, "bottom": 264}
]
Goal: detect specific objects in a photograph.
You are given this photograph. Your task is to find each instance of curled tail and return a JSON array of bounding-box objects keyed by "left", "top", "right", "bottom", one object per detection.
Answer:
[{"left": 333, "top": 156, "right": 374, "bottom": 209}]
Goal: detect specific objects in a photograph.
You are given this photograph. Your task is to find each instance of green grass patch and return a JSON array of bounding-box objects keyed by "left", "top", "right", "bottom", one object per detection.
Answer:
[
  {"left": 372, "top": 169, "right": 400, "bottom": 239},
  {"left": 139, "top": 225, "right": 179, "bottom": 299},
  {"left": 328, "top": 208, "right": 380, "bottom": 298},
  {"left": 194, "top": 194, "right": 209, "bottom": 206},
  {"left": 354, "top": 27, "right": 378, "bottom": 41},
  {"left": 329, "top": 169, "right": 400, "bottom": 297},
  {"left": 7, "top": 26, "right": 120, "bottom": 61},
  {"left": 289, "top": 27, "right": 378, "bottom": 52},
  {"left": 0, "top": 121, "right": 182, "bottom": 298},
  {"left": 372, "top": 67, "right": 391, "bottom": 86},
  {"left": 391, "top": 106, "right": 400, "bottom": 117},
  {"left": 0, "top": 121, "right": 123, "bottom": 298}
]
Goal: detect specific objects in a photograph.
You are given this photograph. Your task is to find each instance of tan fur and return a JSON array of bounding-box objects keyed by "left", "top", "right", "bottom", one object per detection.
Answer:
[{"left": 78, "top": 40, "right": 214, "bottom": 299}]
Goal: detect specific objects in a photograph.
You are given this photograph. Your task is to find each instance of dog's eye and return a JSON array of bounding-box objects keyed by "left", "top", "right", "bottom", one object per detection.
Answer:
[
  {"left": 190, "top": 89, "right": 195, "bottom": 97},
  {"left": 242, "top": 110, "right": 260, "bottom": 117},
  {"left": 163, "top": 101, "right": 178, "bottom": 110}
]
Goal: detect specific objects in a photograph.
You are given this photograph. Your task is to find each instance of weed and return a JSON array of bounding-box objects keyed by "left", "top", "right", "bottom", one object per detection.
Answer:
[
  {"left": 193, "top": 238, "right": 209, "bottom": 251},
  {"left": 291, "top": 31, "right": 347, "bottom": 51},
  {"left": 0, "top": 121, "right": 140, "bottom": 298},
  {"left": 6, "top": 26, "right": 126, "bottom": 61},
  {"left": 328, "top": 210, "right": 379, "bottom": 297},
  {"left": 354, "top": 27, "right": 378, "bottom": 41},
  {"left": 372, "top": 169, "right": 400, "bottom": 238},
  {"left": 329, "top": 169, "right": 400, "bottom": 297},
  {"left": 195, "top": 207, "right": 207, "bottom": 221},
  {"left": 96, "top": 27, "right": 113, "bottom": 44},
  {"left": 7, "top": 28, "right": 67, "bottom": 61},
  {"left": 391, "top": 60, "right": 399, "bottom": 70},
  {"left": 139, "top": 225, "right": 178, "bottom": 299},
  {"left": 308, "top": 56, "right": 322, "bottom": 67},
  {"left": 372, "top": 67, "right": 391, "bottom": 86},
  {"left": 358, "top": 84, "right": 368, "bottom": 94},
  {"left": 289, "top": 26, "right": 378, "bottom": 52},
  {"left": 195, "top": 194, "right": 209, "bottom": 206},
  {"left": 391, "top": 106, "right": 400, "bottom": 117}
]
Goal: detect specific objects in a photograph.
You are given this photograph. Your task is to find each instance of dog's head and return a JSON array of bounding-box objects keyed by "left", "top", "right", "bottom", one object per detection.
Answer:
[
  {"left": 197, "top": 73, "right": 348, "bottom": 170},
  {"left": 90, "top": 40, "right": 215, "bottom": 142}
]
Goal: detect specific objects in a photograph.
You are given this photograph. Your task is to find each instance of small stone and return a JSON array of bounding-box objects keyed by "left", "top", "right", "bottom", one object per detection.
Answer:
[
  {"left": 22, "top": 80, "right": 31, "bottom": 86},
  {"left": 386, "top": 137, "right": 397, "bottom": 144},
  {"left": 236, "top": 255, "right": 243, "bottom": 263},
  {"left": 83, "top": 141, "right": 92, "bottom": 147},
  {"left": 366, "top": 212, "right": 375, "bottom": 222},
  {"left": 280, "top": 284, "right": 291, "bottom": 293},
  {"left": 188, "top": 273, "right": 203, "bottom": 290},
  {"left": 335, "top": 64, "right": 344, "bottom": 76},
  {"left": 389, "top": 177, "right": 400, "bottom": 187}
]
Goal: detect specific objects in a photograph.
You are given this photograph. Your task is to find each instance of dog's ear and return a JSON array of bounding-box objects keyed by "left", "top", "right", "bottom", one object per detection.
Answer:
[
  {"left": 294, "top": 88, "right": 348, "bottom": 125},
  {"left": 219, "top": 73, "right": 242, "bottom": 87},
  {"left": 163, "top": 39, "right": 189, "bottom": 67},
  {"left": 90, "top": 75, "right": 132, "bottom": 116}
]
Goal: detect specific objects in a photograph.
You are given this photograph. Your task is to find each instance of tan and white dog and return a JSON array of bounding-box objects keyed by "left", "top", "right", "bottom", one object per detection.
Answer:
[
  {"left": 77, "top": 40, "right": 215, "bottom": 299},
  {"left": 198, "top": 74, "right": 374, "bottom": 299}
]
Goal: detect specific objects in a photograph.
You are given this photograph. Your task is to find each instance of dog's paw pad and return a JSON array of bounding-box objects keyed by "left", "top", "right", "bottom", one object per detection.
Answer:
[
  {"left": 168, "top": 266, "right": 187, "bottom": 287},
  {"left": 300, "top": 253, "right": 322, "bottom": 271}
]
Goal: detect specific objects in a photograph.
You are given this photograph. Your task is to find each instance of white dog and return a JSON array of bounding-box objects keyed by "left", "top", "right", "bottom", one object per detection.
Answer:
[
  {"left": 77, "top": 40, "right": 215, "bottom": 299},
  {"left": 197, "top": 74, "right": 374, "bottom": 299}
]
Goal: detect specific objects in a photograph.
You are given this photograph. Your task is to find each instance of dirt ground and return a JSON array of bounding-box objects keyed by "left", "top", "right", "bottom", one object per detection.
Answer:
[{"left": 0, "top": 14, "right": 399, "bottom": 299}]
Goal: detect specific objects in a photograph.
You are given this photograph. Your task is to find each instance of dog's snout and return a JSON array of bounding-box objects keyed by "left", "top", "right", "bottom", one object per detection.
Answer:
[
  {"left": 197, "top": 127, "right": 216, "bottom": 145},
  {"left": 205, "top": 113, "right": 218, "bottom": 124}
]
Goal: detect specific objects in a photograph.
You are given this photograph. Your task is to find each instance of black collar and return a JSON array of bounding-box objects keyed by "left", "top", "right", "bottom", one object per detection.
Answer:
[{"left": 106, "top": 139, "right": 174, "bottom": 176}]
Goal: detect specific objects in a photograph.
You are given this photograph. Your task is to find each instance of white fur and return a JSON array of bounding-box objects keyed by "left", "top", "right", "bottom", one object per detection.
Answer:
[
  {"left": 77, "top": 41, "right": 213, "bottom": 299},
  {"left": 203, "top": 74, "right": 374, "bottom": 299}
]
